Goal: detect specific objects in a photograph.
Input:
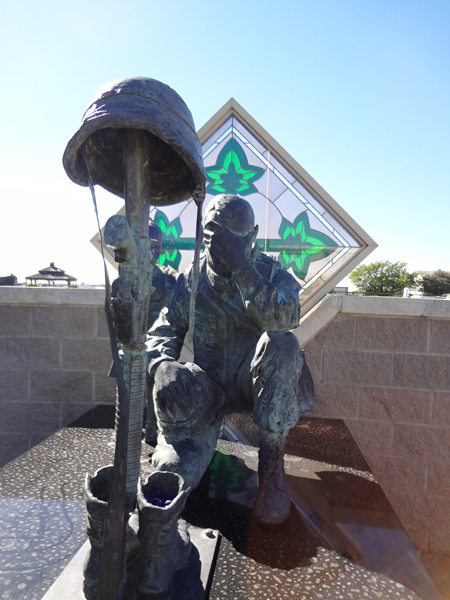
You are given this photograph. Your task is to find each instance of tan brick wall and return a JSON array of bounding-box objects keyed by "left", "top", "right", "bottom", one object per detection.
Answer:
[
  {"left": 2, "top": 288, "right": 450, "bottom": 553},
  {"left": 301, "top": 297, "right": 450, "bottom": 553},
  {"left": 0, "top": 288, "right": 115, "bottom": 466}
]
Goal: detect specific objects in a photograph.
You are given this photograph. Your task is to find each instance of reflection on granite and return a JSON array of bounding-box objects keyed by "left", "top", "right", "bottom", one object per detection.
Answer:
[
  {"left": 65, "top": 405, "right": 116, "bottom": 430},
  {"left": 215, "top": 419, "right": 441, "bottom": 600},
  {"left": 0, "top": 423, "right": 115, "bottom": 599},
  {"left": 183, "top": 443, "right": 426, "bottom": 599},
  {"left": 228, "top": 413, "right": 371, "bottom": 471},
  {"left": 0, "top": 428, "right": 114, "bottom": 501},
  {"left": 0, "top": 499, "right": 86, "bottom": 600},
  {"left": 0, "top": 408, "right": 442, "bottom": 600},
  {"left": 209, "top": 541, "right": 423, "bottom": 600}
]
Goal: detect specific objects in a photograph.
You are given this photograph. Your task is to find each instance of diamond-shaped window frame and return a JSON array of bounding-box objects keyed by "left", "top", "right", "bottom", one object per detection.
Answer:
[{"left": 92, "top": 98, "right": 377, "bottom": 316}]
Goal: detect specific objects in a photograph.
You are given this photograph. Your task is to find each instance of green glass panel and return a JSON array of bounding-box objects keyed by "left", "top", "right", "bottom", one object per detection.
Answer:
[
  {"left": 205, "top": 139, "right": 264, "bottom": 196},
  {"left": 273, "top": 211, "right": 338, "bottom": 280},
  {"left": 154, "top": 204, "right": 338, "bottom": 283}
]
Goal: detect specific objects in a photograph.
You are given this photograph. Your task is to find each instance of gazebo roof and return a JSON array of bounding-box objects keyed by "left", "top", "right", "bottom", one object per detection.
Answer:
[{"left": 26, "top": 262, "right": 77, "bottom": 283}]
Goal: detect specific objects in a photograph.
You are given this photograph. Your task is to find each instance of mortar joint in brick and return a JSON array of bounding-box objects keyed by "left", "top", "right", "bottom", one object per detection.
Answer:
[
  {"left": 356, "top": 385, "right": 361, "bottom": 418},
  {"left": 92, "top": 370, "right": 97, "bottom": 403},
  {"left": 94, "top": 306, "right": 98, "bottom": 338},
  {"left": 430, "top": 390, "right": 435, "bottom": 425}
]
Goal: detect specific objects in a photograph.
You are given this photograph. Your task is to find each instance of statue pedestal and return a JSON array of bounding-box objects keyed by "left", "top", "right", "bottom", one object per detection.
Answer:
[
  {"left": 0, "top": 410, "right": 443, "bottom": 600},
  {"left": 42, "top": 524, "right": 219, "bottom": 600}
]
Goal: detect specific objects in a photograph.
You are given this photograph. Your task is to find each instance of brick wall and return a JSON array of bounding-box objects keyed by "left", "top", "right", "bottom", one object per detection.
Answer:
[
  {"left": 2, "top": 287, "right": 450, "bottom": 553},
  {"left": 0, "top": 287, "right": 115, "bottom": 467},
  {"left": 297, "top": 295, "right": 450, "bottom": 553}
]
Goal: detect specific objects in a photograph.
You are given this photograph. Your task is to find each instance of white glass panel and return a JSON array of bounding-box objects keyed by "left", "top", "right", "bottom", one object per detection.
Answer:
[
  {"left": 265, "top": 201, "right": 283, "bottom": 241},
  {"left": 299, "top": 247, "right": 360, "bottom": 301},
  {"left": 252, "top": 173, "right": 269, "bottom": 197},
  {"left": 203, "top": 132, "right": 233, "bottom": 168},
  {"left": 178, "top": 250, "right": 195, "bottom": 274},
  {"left": 231, "top": 134, "right": 268, "bottom": 171},
  {"left": 178, "top": 199, "right": 198, "bottom": 238},
  {"left": 246, "top": 194, "right": 269, "bottom": 236},
  {"left": 202, "top": 117, "right": 233, "bottom": 153},
  {"left": 150, "top": 201, "right": 188, "bottom": 224},
  {"left": 271, "top": 155, "right": 296, "bottom": 185},
  {"left": 323, "top": 211, "right": 359, "bottom": 247},
  {"left": 307, "top": 211, "right": 342, "bottom": 245},
  {"left": 301, "top": 247, "right": 343, "bottom": 282},
  {"left": 267, "top": 167, "right": 287, "bottom": 202},
  {"left": 232, "top": 117, "right": 268, "bottom": 155},
  {"left": 292, "top": 181, "right": 327, "bottom": 216},
  {"left": 274, "top": 189, "right": 307, "bottom": 222}
]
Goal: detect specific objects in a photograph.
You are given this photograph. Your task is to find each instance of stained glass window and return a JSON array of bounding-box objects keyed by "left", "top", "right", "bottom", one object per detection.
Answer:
[
  {"left": 149, "top": 111, "right": 374, "bottom": 315},
  {"left": 95, "top": 102, "right": 376, "bottom": 315}
]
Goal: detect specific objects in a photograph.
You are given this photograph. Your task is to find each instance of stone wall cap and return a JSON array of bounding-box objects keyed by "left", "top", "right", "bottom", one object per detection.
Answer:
[
  {"left": 0, "top": 286, "right": 105, "bottom": 306},
  {"left": 296, "top": 294, "right": 450, "bottom": 347},
  {"left": 340, "top": 295, "right": 450, "bottom": 318}
]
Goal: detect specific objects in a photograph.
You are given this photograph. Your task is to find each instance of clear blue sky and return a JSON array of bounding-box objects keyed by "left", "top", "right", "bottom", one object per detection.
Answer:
[{"left": 1, "top": 0, "right": 449, "bottom": 285}]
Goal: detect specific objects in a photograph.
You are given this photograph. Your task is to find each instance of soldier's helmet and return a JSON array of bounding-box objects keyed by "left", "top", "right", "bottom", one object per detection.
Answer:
[{"left": 63, "top": 77, "right": 205, "bottom": 206}]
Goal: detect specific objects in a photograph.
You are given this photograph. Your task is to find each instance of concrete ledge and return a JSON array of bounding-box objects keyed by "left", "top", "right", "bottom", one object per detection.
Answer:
[
  {"left": 297, "top": 295, "right": 450, "bottom": 346},
  {"left": 340, "top": 295, "right": 450, "bottom": 319},
  {"left": 0, "top": 286, "right": 105, "bottom": 306},
  {"left": 297, "top": 295, "right": 342, "bottom": 346}
]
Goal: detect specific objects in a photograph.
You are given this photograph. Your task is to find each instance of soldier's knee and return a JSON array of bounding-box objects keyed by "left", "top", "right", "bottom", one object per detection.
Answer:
[{"left": 261, "top": 331, "right": 300, "bottom": 359}]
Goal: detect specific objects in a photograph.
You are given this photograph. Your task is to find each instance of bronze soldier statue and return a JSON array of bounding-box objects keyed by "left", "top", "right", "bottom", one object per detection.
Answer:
[{"left": 146, "top": 194, "right": 311, "bottom": 525}]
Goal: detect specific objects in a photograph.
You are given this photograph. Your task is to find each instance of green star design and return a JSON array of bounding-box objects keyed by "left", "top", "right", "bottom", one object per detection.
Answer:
[
  {"left": 205, "top": 139, "right": 265, "bottom": 196},
  {"left": 274, "top": 212, "right": 338, "bottom": 280},
  {"left": 154, "top": 210, "right": 183, "bottom": 270},
  {"left": 153, "top": 208, "right": 338, "bottom": 283}
]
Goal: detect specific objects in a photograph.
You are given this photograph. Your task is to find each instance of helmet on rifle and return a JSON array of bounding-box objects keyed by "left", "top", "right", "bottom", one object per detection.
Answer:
[{"left": 63, "top": 77, "right": 205, "bottom": 206}]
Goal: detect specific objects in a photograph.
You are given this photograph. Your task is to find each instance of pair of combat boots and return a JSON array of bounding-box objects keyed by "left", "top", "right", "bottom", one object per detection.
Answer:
[
  {"left": 83, "top": 467, "right": 190, "bottom": 599},
  {"left": 84, "top": 430, "right": 292, "bottom": 599}
]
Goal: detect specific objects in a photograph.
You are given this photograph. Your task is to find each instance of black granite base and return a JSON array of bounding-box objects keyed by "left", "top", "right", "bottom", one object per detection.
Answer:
[
  {"left": 0, "top": 408, "right": 443, "bottom": 600},
  {"left": 0, "top": 427, "right": 115, "bottom": 600}
]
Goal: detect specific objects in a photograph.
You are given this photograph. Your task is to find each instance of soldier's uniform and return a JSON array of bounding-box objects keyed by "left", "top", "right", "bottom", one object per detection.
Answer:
[{"left": 146, "top": 250, "right": 312, "bottom": 501}]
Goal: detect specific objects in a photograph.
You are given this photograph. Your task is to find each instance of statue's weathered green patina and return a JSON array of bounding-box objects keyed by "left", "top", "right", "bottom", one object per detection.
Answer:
[
  {"left": 64, "top": 76, "right": 205, "bottom": 600},
  {"left": 147, "top": 194, "right": 313, "bottom": 525},
  {"left": 63, "top": 76, "right": 313, "bottom": 598}
]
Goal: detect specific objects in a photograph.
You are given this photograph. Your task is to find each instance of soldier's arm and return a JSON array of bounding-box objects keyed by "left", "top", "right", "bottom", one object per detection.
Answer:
[
  {"left": 232, "top": 261, "right": 301, "bottom": 332},
  {"left": 146, "top": 271, "right": 189, "bottom": 378}
]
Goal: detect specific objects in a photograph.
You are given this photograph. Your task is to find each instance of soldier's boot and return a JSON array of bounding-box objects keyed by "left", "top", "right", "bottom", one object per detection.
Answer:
[
  {"left": 151, "top": 420, "right": 220, "bottom": 490},
  {"left": 255, "top": 428, "right": 291, "bottom": 524},
  {"left": 83, "top": 465, "right": 140, "bottom": 600},
  {"left": 136, "top": 471, "right": 191, "bottom": 598},
  {"left": 83, "top": 465, "right": 113, "bottom": 600}
]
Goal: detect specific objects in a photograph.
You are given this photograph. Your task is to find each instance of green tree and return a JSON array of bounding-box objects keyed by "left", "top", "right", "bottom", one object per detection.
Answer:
[
  {"left": 349, "top": 260, "right": 418, "bottom": 296},
  {"left": 419, "top": 270, "right": 450, "bottom": 296}
]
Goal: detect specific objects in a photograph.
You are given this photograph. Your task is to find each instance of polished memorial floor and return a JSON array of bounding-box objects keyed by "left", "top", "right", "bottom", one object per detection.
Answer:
[{"left": 0, "top": 407, "right": 442, "bottom": 600}]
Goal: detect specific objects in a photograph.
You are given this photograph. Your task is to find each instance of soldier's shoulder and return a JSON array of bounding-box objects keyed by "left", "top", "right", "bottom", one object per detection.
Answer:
[
  {"left": 255, "top": 253, "right": 280, "bottom": 279},
  {"left": 256, "top": 252, "right": 279, "bottom": 267},
  {"left": 257, "top": 253, "right": 301, "bottom": 291},
  {"left": 157, "top": 264, "right": 178, "bottom": 290}
]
